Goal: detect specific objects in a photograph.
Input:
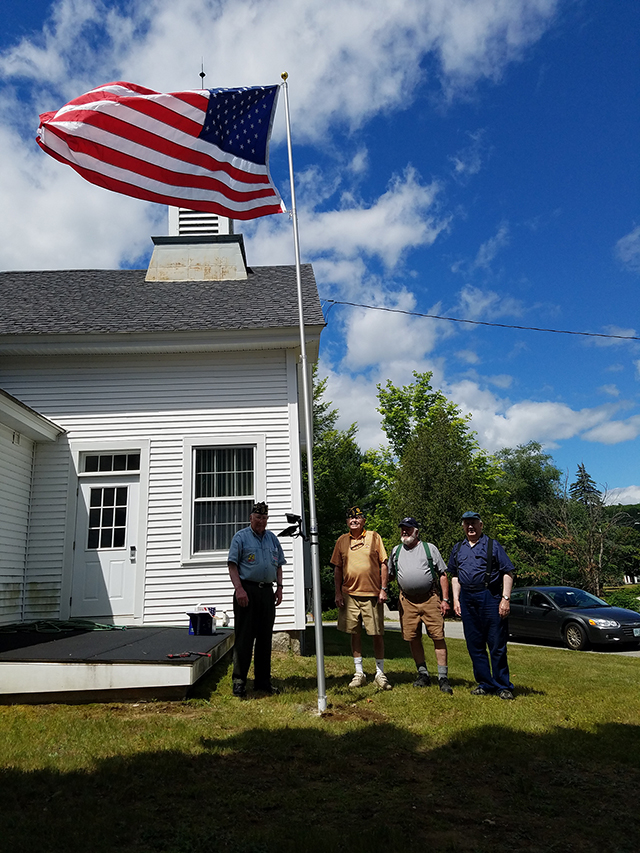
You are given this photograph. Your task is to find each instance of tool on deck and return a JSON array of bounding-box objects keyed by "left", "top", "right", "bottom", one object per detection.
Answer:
[{"left": 166, "top": 650, "right": 212, "bottom": 659}]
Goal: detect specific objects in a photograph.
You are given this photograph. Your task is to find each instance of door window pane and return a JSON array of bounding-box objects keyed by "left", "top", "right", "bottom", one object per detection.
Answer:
[{"left": 87, "top": 486, "right": 128, "bottom": 550}]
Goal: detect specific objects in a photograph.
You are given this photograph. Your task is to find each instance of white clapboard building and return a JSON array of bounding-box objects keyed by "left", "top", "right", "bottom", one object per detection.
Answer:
[{"left": 0, "top": 213, "right": 324, "bottom": 643}]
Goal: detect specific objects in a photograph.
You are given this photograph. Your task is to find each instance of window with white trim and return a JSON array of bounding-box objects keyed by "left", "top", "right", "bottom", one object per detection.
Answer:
[{"left": 192, "top": 446, "right": 255, "bottom": 552}]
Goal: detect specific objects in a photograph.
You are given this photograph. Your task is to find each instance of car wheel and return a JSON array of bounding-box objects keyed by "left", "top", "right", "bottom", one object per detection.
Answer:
[{"left": 564, "top": 622, "right": 589, "bottom": 651}]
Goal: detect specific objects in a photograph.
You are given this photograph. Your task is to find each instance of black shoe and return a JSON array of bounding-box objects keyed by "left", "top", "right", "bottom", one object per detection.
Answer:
[
  {"left": 232, "top": 680, "right": 247, "bottom": 698},
  {"left": 438, "top": 677, "right": 453, "bottom": 695},
  {"left": 498, "top": 689, "right": 515, "bottom": 700},
  {"left": 470, "top": 686, "right": 490, "bottom": 696},
  {"left": 413, "top": 672, "right": 432, "bottom": 688},
  {"left": 255, "top": 683, "right": 280, "bottom": 695}
]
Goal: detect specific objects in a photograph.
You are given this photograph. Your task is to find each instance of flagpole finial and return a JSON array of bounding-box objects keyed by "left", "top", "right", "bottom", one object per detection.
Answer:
[
  {"left": 281, "top": 71, "right": 288, "bottom": 81},
  {"left": 200, "top": 60, "right": 206, "bottom": 89}
]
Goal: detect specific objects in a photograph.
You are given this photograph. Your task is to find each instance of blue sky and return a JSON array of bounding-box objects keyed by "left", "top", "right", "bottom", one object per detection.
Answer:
[{"left": 1, "top": 0, "right": 639, "bottom": 502}]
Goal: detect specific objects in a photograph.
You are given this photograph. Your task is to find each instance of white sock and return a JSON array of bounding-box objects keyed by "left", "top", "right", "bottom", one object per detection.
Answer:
[
  {"left": 354, "top": 656, "right": 364, "bottom": 674},
  {"left": 376, "top": 659, "right": 384, "bottom": 675}
]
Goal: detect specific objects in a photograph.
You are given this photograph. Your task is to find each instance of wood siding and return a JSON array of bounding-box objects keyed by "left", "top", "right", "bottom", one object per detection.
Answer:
[
  {"left": 0, "top": 424, "right": 34, "bottom": 624},
  {"left": 0, "top": 351, "right": 305, "bottom": 629}
]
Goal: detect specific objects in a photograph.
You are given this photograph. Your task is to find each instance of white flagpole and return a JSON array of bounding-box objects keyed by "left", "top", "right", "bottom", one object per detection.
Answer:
[{"left": 280, "top": 72, "right": 327, "bottom": 713}]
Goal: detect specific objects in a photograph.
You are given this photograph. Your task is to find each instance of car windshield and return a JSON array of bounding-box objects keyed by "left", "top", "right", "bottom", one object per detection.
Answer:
[{"left": 545, "top": 589, "right": 609, "bottom": 609}]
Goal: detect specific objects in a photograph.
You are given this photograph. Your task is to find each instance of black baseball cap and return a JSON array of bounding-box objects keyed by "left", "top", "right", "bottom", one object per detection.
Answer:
[
  {"left": 461, "top": 511, "right": 482, "bottom": 520},
  {"left": 399, "top": 517, "right": 420, "bottom": 529},
  {"left": 346, "top": 506, "right": 365, "bottom": 518}
]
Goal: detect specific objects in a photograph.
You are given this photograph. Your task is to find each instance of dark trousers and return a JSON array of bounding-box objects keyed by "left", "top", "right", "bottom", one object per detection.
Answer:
[
  {"left": 232, "top": 583, "right": 276, "bottom": 688},
  {"left": 460, "top": 588, "right": 513, "bottom": 692}
]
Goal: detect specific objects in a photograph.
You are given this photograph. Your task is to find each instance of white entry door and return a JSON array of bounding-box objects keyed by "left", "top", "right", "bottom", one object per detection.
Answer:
[{"left": 71, "top": 477, "right": 139, "bottom": 618}]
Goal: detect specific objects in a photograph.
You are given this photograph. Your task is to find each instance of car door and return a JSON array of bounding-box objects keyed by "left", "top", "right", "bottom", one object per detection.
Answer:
[
  {"left": 524, "top": 590, "right": 563, "bottom": 639},
  {"left": 508, "top": 589, "right": 528, "bottom": 635}
]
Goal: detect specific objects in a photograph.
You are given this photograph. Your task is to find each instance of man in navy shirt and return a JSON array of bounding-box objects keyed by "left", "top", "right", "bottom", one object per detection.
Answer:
[
  {"left": 448, "top": 511, "right": 515, "bottom": 700},
  {"left": 228, "top": 501, "right": 286, "bottom": 697}
]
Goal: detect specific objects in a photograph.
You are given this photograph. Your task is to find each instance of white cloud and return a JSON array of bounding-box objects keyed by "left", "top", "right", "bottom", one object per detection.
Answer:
[
  {"left": 450, "top": 129, "right": 488, "bottom": 181},
  {"left": 604, "top": 485, "right": 640, "bottom": 506},
  {"left": 429, "top": 0, "right": 560, "bottom": 94},
  {"left": 300, "top": 169, "right": 448, "bottom": 270},
  {"left": 599, "top": 384, "right": 620, "bottom": 397},
  {"left": 0, "top": 120, "right": 162, "bottom": 270},
  {"left": 591, "top": 325, "right": 638, "bottom": 347},
  {"left": 455, "top": 284, "right": 524, "bottom": 321},
  {"left": 486, "top": 374, "right": 513, "bottom": 389},
  {"left": 0, "top": 0, "right": 561, "bottom": 270},
  {"left": 581, "top": 416, "right": 640, "bottom": 445},
  {"left": 456, "top": 349, "right": 481, "bottom": 364},
  {"left": 447, "top": 379, "right": 617, "bottom": 451},
  {"left": 342, "top": 297, "right": 444, "bottom": 370},
  {"left": 473, "top": 221, "right": 510, "bottom": 269},
  {"left": 242, "top": 166, "right": 448, "bottom": 299},
  {"left": 615, "top": 225, "right": 640, "bottom": 273},
  {"left": 1, "top": 0, "right": 563, "bottom": 137}
]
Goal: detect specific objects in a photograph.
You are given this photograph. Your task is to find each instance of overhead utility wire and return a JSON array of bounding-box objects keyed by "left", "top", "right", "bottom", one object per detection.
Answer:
[{"left": 322, "top": 299, "right": 640, "bottom": 342}]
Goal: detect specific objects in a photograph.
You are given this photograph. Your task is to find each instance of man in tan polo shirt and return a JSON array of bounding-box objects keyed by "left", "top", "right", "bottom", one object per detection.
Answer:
[{"left": 330, "top": 506, "right": 391, "bottom": 690}]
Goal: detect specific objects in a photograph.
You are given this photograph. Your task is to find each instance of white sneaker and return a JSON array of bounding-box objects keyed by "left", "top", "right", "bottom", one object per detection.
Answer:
[
  {"left": 374, "top": 671, "right": 392, "bottom": 690},
  {"left": 349, "top": 672, "right": 367, "bottom": 687}
]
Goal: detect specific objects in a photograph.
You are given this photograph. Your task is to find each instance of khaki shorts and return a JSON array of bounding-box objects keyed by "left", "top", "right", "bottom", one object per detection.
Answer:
[
  {"left": 399, "top": 590, "right": 445, "bottom": 641},
  {"left": 338, "top": 593, "right": 384, "bottom": 636}
]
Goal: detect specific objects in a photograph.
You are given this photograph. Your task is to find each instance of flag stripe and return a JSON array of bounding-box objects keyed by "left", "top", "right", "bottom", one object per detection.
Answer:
[
  {"left": 38, "top": 124, "right": 277, "bottom": 202},
  {"left": 45, "top": 88, "right": 269, "bottom": 181},
  {"left": 46, "top": 109, "right": 270, "bottom": 185},
  {"left": 38, "top": 137, "right": 283, "bottom": 218},
  {"left": 37, "top": 81, "right": 283, "bottom": 219}
]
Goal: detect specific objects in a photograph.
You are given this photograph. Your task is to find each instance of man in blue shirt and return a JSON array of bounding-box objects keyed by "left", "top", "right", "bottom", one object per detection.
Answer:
[
  {"left": 228, "top": 501, "right": 286, "bottom": 697},
  {"left": 448, "top": 511, "right": 515, "bottom": 700}
]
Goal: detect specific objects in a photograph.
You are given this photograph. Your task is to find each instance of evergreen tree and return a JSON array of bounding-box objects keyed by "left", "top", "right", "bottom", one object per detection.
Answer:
[{"left": 569, "top": 463, "right": 602, "bottom": 509}]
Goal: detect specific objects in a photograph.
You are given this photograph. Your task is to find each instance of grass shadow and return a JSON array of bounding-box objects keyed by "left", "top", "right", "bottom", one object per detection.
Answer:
[{"left": 1, "top": 721, "right": 639, "bottom": 852}]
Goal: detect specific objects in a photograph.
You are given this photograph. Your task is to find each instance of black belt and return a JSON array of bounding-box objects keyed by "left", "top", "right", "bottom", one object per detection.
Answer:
[
  {"left": 461, "top": 584, "right": 488, "bottom": 593},
  {"left": 242, "top": 580, "right": 275, "bottom": 588}
]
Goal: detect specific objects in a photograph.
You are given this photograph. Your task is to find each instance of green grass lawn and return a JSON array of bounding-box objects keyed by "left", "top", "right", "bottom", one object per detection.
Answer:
[{"left": 1, "top": 628, "right": 639, "bottom": 853}]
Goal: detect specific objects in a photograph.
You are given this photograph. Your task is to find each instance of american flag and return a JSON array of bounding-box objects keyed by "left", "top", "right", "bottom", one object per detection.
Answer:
[{"left": 36, "top": 81, "right": 285, "bottom": 220}]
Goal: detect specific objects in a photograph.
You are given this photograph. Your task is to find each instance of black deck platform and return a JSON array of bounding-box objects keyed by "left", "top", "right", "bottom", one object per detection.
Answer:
[{"left": 0, "top": 625, "right": 234, "bottom": 704}]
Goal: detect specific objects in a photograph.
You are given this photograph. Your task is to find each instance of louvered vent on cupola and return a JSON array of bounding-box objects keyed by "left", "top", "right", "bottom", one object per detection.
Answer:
[{"left": 167, "top": 208, "right": 234, "bottom": 237}]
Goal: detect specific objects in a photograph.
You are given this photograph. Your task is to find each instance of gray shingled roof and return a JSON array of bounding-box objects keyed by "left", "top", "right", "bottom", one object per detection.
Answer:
[{"left": 0, "top": 265, "right": 324, "bottom": 335}]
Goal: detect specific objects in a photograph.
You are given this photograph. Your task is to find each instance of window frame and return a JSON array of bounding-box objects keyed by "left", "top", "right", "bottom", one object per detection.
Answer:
[{"left": 182, "top": 435, "right": 266, "bottom": 564}]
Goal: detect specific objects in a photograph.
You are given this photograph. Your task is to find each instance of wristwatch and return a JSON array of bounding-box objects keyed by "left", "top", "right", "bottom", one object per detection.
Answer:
[
  {"left": 442, "top": 597, "right": 450, "bottom": 603},
  {"left": 381, "top": 586, "right": 389, "bottom": 592},
  {"left": 502, "top": 595, "right": 510, "bottom": 600}
]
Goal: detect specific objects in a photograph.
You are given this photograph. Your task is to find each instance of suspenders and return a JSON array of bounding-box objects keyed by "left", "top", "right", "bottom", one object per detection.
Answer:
[{"left": 392, "top": 541, "right": 441, "bottom": 595}]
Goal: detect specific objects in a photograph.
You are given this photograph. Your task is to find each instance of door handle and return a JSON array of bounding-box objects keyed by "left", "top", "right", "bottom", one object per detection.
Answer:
[{"left": 130, "top": 545, "right": 137, "bottom": 562}]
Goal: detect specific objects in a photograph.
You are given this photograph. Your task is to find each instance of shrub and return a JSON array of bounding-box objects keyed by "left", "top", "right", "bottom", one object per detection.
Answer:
[{"left": 603, "top": 588, "right": 640, "bottom": 612}]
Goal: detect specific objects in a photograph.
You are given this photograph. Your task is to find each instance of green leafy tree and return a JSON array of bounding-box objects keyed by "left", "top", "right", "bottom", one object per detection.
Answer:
[
  {"left": 376, "top": 373, "right": 517, "bottom": 558},
  {"left": 495, "top": 442, "right": 562, "bottom": 527},
  {"left": 377, "top": 371, "right": 455, "bottom": 458},
  {"left": 493, "top": 441, "right": 563, "bottom": 581}
]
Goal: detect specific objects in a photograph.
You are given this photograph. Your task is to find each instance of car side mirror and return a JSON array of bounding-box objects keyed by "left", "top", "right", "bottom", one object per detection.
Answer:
[{"left": 539, "top": 601, "right": 552, "bottom": 609}]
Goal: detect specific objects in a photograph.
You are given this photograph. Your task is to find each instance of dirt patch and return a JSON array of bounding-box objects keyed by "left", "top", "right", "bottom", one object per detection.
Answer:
[{"left": 320, "top": 702, "right": 387, "bottom": 723}]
